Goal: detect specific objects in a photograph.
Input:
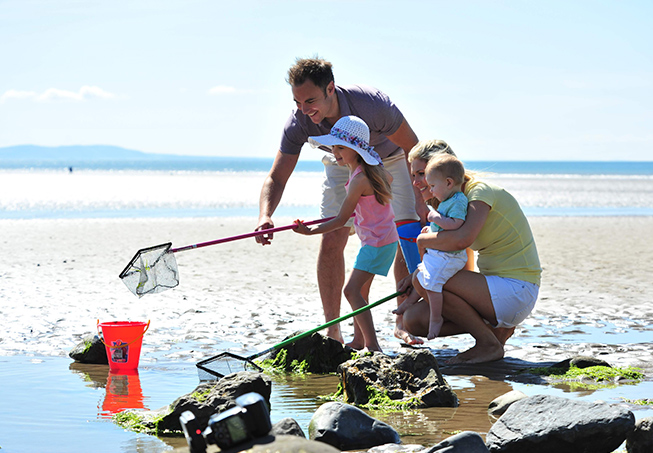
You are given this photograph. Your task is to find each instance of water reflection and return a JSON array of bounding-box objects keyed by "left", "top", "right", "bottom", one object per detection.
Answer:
[{"left": 69, "top": 362, "right": 146, "bottom": 417}]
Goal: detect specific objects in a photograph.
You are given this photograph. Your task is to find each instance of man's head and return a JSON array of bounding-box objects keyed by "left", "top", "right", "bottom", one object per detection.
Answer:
[
  {"left": 288, "top": 57, "right": 338, "bottom": 124},
  {"left": 287, "top": 57, "right": 334, "bottom": 94}
]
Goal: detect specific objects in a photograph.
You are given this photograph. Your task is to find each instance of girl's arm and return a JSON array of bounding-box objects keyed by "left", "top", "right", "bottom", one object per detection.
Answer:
[
  {"left": 417, "top": 200, "right": 489, "bottom": 252},
  {"left": 427, "top": 209, "right": 465, "bottom": 231},
  {"left": 294, "top": 174, "right": 367, "bottom": 235}
]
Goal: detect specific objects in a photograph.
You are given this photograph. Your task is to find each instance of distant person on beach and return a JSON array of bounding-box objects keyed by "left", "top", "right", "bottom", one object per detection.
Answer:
[
  {"left": 393, "top": 153, "right": 468, "bottom": 340},
  {"left": 293, "top": 115, "right": 398, "bottom": 353},
  {"left": 396, "top": 140, "right": 542, "bottom": 364},
  {"left": 255, "top": 57, "right": 425, "bottom": 344}
]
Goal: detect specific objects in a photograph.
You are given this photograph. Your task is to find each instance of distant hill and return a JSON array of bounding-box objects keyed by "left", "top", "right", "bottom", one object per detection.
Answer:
[{"left": 0, "top": 145, "right": 191, "bottom": 161}]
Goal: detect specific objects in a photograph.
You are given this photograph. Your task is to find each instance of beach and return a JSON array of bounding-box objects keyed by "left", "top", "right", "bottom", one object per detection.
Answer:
[{"left": 2, "top": 215, "right": 652, "bottom": 374}]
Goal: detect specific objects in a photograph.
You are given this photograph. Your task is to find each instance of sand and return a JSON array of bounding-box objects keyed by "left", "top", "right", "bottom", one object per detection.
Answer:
[{"left": 1, "top": 216, "right": 652, "bottom": 376}]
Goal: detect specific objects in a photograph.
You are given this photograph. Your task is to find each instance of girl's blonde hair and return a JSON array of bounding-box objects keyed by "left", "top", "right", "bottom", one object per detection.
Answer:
[{"left": 356, "top": 156, "right": 392, "bottom": 205}]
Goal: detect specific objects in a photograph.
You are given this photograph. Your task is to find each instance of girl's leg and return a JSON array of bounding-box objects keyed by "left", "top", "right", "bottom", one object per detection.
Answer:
[
  {"left": 343, "top": 269, "right": 382, "bottom": 352},
  {"left": 349, "top": 276, "right": 372, "bottom": 349}
]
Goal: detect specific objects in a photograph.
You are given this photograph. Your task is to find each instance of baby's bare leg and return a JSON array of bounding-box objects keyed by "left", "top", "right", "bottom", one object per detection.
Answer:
[{"left": 426, "top": 290, "right": 444, "bottom": 340}]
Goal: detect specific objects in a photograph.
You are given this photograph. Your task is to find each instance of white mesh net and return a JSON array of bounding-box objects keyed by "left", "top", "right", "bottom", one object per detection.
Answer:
[{"left": 119, "top": 243, "right": 180, "bottom": 297}]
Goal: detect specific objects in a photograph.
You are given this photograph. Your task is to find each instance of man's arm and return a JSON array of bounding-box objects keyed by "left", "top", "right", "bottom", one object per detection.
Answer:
[
  {"left": 386, "top": 119, "right": 429, "bottom": 223},
  {"left": 256, "top": 150, "right": 299, "bottom": 245}
]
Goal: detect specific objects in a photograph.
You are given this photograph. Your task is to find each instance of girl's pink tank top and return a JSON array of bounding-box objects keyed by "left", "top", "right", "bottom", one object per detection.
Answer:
[{"left": 346, "top": 166, "right": 399, "bottom": 248}]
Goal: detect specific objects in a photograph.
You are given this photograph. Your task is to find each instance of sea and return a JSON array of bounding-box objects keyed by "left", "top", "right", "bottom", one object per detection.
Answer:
[{"left": 2, "top": 157, "right": 653, "bottom": 219}]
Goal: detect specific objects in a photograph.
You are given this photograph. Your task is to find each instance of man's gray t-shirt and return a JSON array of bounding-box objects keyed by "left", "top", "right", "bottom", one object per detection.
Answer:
[{"left": 279, "top": 84, "right": 406, "bottom": 159}]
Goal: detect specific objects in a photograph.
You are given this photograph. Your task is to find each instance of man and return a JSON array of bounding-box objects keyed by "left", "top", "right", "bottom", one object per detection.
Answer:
[{"left": 255, "top": 57, "right": 427, "bottom": 344}]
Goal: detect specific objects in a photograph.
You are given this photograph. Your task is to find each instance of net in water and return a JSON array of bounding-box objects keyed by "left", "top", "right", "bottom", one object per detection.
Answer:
[{"left": 119, "top": 242, "right": 180, "bottom": 297}]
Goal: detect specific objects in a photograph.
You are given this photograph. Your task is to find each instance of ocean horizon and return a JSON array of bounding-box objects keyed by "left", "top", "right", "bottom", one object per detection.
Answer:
[{"left": 2, "top": 157, "right": 653, "bottom": 219}]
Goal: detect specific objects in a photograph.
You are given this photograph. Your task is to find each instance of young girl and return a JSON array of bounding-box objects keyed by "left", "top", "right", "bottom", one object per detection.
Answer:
[{"left": 294, "top": 115, "right": 399, "bottom": 353}]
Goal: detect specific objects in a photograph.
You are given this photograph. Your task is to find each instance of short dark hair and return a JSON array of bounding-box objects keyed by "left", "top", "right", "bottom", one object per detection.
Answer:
[{"left": 286, "top": 57, "right": 334, "bottom": 94}]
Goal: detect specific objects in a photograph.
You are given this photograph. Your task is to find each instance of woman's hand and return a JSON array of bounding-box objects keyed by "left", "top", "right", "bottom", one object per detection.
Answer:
[{"left": 396, "top": 273, "right": 413, "bottom": 295}]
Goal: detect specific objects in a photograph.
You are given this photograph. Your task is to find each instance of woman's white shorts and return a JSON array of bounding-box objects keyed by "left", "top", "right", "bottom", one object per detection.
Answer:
[{"left": 485, "top": 275, "right": 539, "bottom": 328}]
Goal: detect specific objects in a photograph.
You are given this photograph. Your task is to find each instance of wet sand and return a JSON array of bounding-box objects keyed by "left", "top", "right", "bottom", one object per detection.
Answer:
[{"left": 1, "top": 216, "right": 652, "bottom": 371}]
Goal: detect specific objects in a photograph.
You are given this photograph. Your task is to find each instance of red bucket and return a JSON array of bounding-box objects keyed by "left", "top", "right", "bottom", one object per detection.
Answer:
[{"left": 97, "top": 320, "right": 150, "bottom": 371}]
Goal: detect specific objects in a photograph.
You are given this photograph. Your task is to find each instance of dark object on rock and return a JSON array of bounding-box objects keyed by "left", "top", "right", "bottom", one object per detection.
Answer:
[
  {"left": 488, "top": 390, "right": 528, "bottom": 417},
  {"left": 338, "top": 349, "right": 458, "bottom": 409},
  {"left": 117, "top": 371, "right": 271, "bottom": 435},
  {"left": 308, "top": 401, "right": 400, "bottom": 450},
  {"left": 486, "top": 394, "right": 635, "bottom": 453},
  {"left": 69, "top": 334, "right": 108, "bottom": 364},
  {"left": 627, "top": 416, "right": 653, "bottom": 453},
  {"left": 427, "top": 431, "right": 489, "bottom": 452},
  {"left": 271, "top": 417, "right": 306, "bottom": 438},
  {"left": 551, "top": 355, "right": 612, "bottom": 371},
  {"left": 268, "top": 332, "right": 355, "bottom": 373}
]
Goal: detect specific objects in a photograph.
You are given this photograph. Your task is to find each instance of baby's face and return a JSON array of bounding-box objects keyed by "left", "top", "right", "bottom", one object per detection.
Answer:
[{"left": 426, "top": 171, "right": 452, "bottom": 202}]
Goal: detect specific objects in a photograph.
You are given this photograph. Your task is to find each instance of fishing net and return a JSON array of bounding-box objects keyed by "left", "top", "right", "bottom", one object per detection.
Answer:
[
  {"left": 196, "top": 352, "right": 263, "bottom": 381},
  {"left": 119, "top": 242, "right": 180, "bottom": 297}
]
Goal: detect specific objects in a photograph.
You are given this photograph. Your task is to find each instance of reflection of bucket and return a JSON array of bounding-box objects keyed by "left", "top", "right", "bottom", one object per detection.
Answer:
[
  {"left": 97, "top": 320, "right": 150, "bottom": 371},
  {"left": 101, "top": 369, "right": 145, "bottom": 416},
  {"left": 397, "top": 221, "right": 422, "bottom": 273}
]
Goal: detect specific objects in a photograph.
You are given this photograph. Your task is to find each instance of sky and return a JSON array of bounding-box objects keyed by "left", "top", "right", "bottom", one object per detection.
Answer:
[{"left": 1, "top": 0, "right": 651, "bottom": 161}]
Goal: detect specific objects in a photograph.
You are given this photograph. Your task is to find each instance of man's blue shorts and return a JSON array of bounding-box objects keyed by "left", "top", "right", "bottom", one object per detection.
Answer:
[{"left": 353, "top": 241, "right": 398, "bottom": 276}]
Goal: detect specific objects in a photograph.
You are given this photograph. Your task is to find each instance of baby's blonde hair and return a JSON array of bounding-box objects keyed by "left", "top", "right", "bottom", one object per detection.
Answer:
[{"left": 425, "top": 153, "right": 466, "bottom": 186}]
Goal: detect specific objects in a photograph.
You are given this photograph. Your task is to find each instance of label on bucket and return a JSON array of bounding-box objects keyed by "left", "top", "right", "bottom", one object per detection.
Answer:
[{"left": 110, "top": 340, "right": 129, "bottom": 363}]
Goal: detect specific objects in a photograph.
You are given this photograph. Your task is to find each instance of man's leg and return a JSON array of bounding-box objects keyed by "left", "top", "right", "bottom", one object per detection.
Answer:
[{"left": 317, "top": 226, "right": 350, "bottom": 342}]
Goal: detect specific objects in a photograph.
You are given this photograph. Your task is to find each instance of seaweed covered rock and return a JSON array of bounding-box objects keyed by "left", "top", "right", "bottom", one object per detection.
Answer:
[
  {"left": 115, "top": 371, "right": 271, "bottom": 435},
  {"left": 69, "top": 334, "right": 108, "bottom": 364},
  {"left": 337, "top": 349, "right": 458, "bottom": 409},
  {"left": 267, "top": 332, "right": 355, "bottom": 373}
]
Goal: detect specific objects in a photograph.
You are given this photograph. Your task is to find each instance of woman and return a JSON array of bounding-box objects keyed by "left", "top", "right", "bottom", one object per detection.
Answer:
[{"left": 396, "top": 140, "right": 542, "bottom": 364}]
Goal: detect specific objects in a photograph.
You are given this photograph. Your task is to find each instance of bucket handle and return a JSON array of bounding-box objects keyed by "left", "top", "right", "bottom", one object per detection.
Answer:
[{"left": 97, "top": 320, "right": 150, "bottom": 349}]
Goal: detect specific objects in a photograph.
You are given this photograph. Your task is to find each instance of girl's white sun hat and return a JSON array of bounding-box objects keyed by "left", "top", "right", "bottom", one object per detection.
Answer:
[{"left": 308, "top": 115, "right": 383, "bottom": 166}]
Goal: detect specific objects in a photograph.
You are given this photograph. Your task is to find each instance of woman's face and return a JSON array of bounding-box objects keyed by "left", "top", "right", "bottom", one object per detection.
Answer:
[{"left": 410, "top": 158, "right": 431, "bottom": 201}]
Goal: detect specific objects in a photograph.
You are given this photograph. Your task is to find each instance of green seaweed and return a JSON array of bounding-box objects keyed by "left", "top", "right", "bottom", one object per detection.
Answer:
[
  {"left": 528, "top": 365, "right": 643, "bottom": 382},
  {"left": 113, "top": 411, "right": 164, "bottom": 435}
]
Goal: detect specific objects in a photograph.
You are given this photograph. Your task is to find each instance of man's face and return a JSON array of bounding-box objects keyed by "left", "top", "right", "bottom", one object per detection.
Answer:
[{"left": 291, "top": 80, "right": 336, "bottom": 124}]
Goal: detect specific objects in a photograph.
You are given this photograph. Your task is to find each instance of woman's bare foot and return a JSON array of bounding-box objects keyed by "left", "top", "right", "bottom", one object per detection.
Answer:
[
  {"left": 492, "top": 326, "right": 515, "bottom": 345},
  {"left": 446, "top": 341, "right": 504, "bottom": 364},
  {"left": 394, "top": 315, "right": 425, "bottom": 345},
  {"left": 360, "top": 345, "right": 383, "bottom": 353},
  {"left": 346, "top": 340, "right": 365, "bottom": 350}
]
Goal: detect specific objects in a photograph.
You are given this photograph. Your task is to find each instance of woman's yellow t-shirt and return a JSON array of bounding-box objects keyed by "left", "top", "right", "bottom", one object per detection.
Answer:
[{"left": 464, "top": 177, "right": 542, "bottom": 286}]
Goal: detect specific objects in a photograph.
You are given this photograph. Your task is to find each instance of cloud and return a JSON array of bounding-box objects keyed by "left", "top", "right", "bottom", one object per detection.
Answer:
[{"left": 0, "top": 86, "right": 117, "bottom": 103}]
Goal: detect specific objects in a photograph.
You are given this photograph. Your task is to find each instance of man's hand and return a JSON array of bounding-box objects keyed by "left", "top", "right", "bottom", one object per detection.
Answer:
[{"left": 255, "top": 217, "right": 274, "bottom": 245}]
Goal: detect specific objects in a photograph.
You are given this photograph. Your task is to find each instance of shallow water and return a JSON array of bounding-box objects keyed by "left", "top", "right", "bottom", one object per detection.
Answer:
[{"left": 1, "top": 350, "right": 652, "bottom": 453}]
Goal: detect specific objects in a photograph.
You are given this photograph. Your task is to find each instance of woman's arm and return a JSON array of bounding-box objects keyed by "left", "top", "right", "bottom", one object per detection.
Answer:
[{"left": 417, "top": 200, "right": 490, "bottom": 252}]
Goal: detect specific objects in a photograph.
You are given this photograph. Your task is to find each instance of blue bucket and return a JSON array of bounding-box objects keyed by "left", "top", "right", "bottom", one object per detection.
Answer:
[{"left": 397, "top": 221, "right": 422, "bottom": 273}]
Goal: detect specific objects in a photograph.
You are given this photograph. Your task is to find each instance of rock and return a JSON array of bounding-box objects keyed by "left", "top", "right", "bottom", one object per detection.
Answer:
[
  {"left": 69, "top": 334, "right": 108, "bottom": 364},
  {"left": 550, "top": 355, "right": 612, "bottom": 371},
  {"left": 368, "top": 443, "right": 428, "bottom": 452},
  {"left": 115, "top": 371, "right": 271, "bottom": 434},
  {"left": 427, "top": 431, "right": 489, "bottom": 452},
  {"left": 308, "top": 401, "right": 400, "bottom": 450},
  {"left": 337, "top": 349, "right": 458, "bottom": 409},
  {"left": 488, "top": 390, "right": 528, "bottom": 417},
  {"left": 249, "top": 435, "right": 340, "bottom": 452},
  {"left": 627, "top": 416, "right": 653, "bottom": 453},
  {"left": 271, "top": 417, "right": 306, "bottom": 438},
  {"left": 268, "top": 332, "right": 355, "bottom": 373},
  {"left": 486, "top": 394, "right": 635, "bottom": 453}
]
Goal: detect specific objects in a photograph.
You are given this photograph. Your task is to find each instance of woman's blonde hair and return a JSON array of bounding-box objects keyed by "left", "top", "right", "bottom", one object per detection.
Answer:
[{"left": 407, "top": 139, "right": 455, "bottom": 163}]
